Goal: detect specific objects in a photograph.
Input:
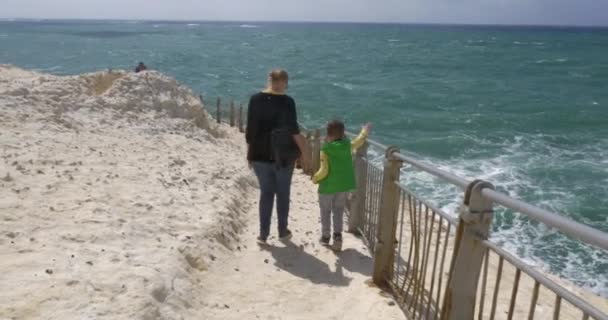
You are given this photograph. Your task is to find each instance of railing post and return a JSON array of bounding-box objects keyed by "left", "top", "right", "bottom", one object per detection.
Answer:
[
  {"left": 441, "top": 180, "right": 495, "bottom": 320},
  {"left": 229, "top": 100, "right": 236, "bottom": 127},
  {"left": 312, "top": 129, "right": 321, "bottom": 174},
  {"left": 348, "top": 141, "right": 369, "bottom": 234},
  {"left": 238, "top": 104, "right": 244, "bottom": 133},
  {"left": 372, "top": 147, "right": 402, "bottom": 286},
  {"left": 216, "top": 97, "right": 221, "bottom": 124},
  {"left": 199, "top": 94, "right": 204, "bottom": 107}
]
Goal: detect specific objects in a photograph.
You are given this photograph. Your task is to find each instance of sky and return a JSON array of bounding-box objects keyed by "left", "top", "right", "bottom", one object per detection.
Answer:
[{"left": 2, "top": 0, "right": 608, "bottom": 26}]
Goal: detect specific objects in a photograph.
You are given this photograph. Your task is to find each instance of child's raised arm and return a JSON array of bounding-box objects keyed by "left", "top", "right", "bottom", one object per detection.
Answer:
[{"left": 351, "top": 123, "right": 372, "bottom": 152}]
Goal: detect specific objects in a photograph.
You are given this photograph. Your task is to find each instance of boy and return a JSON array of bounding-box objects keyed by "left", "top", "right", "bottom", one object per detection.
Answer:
[{"left": 312, "top": 120, "right": 371, "bottom": 251}]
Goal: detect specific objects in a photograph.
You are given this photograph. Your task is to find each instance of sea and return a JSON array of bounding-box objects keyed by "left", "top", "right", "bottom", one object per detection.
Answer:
[{"left": 1, "top": 20, "right": 606, "bottom": 296}]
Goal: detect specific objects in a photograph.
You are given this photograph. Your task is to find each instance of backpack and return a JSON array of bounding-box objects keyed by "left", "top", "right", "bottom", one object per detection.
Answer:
[
  {"left": 270, "top": 128, "right": 300, "bottom": 167},
  {"left": 270, "top": 109, "right": 300, "bottom": 168}
]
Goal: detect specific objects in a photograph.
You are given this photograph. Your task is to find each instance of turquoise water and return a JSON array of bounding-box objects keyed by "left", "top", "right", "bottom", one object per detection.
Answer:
[{"left": 1, "top": 20, "right": 607, "bottom": 295}]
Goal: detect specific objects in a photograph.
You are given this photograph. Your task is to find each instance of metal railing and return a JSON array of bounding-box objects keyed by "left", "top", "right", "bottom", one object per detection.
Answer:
[
  {"left": 362, "top": 162, "right": 383, "bottom": 250},
  {"left": 340, "top": 136, "right": 608, "bottom": 320},
  {"left": 389, "top": 186, "right": 457, "bottom": 320},
  {"left": 206, "top": 98, "right": 607, "bottom": 320}
]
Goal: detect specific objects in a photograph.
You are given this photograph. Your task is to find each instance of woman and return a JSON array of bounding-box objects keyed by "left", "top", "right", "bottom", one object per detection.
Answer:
[{"left": 246, "top": 69, "right": 309, "bottom": 244}]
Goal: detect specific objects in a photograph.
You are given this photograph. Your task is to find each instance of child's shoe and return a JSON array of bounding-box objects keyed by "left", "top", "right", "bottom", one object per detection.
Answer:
[
  {"left": 320, "top": 236, "right": 331, "bottom": 246},
  {"left": 332, "top": 233, "right": 343, "bottom": 252}
]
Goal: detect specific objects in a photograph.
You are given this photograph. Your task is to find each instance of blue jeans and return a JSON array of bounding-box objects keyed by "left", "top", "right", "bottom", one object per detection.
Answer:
[{"left": 252, "top": 162, "right": 294, "bottom": 240}]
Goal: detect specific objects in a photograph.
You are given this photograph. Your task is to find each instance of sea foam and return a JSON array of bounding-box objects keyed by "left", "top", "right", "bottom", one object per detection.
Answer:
[{"left": 397, "top": 133, "right": 608, "bottom": 297}]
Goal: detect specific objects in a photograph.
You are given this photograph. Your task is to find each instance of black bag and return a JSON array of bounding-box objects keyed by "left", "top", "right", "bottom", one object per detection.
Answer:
[{"left": 270, "top": 127, "right": 300, "bottom": 167}]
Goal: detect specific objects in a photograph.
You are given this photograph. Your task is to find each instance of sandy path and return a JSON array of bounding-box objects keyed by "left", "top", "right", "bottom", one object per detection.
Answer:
[{"left": 196, "top": 172, "right": 407, "bottom": 320}]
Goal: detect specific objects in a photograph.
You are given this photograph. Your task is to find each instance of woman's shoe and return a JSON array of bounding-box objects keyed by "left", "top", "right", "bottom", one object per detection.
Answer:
[
  {"left": 332, "top": 233, "right": 343, "bottom": 252},
  {"left": 320, "top": 236, "right": 331, "bottom": 246},
  {"left": 257, "top": 236, "right": 268, "bottom": 245},
  {"left": 279, "top": 230, "right": 293, "bottom": 242}
]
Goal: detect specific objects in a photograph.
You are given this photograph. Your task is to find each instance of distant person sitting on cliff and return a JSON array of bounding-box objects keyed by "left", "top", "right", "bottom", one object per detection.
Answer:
[
  {"left": 135, "top": 62, "right": 147, "bottom": 73},
  {"left": 246, "top": 69, "right": 310, "bottom": 245},
  {"left": 312, "top": 121, "right": 371, "bottom": 251}
]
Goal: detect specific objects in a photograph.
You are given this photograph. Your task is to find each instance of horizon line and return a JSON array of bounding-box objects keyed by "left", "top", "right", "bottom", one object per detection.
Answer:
[{"left": 1, "top": 17, "right": 608, "bottom": 28}]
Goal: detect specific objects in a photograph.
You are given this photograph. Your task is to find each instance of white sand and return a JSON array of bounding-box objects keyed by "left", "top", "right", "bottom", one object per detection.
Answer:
[
  {"left": 0, "top": 65, "right": 252, "bottom": 319},
  {"left": 197, "top": 174, "right": 406, "bottom": 320},
  {"left": 0, "top": 66, "right": 405, "bottom": 320}
]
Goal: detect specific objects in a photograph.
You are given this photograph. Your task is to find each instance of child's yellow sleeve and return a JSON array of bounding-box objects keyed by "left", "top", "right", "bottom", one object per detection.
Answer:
[
  {"left": 351, "top": 127, "right": 369, "bottom": 152},
  {"left": 312, "top": 151, "right": 329, "bottom": 184}
]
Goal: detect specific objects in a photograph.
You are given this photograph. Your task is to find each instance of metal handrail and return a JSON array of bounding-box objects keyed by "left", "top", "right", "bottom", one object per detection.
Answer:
[
  {"left": 482, "top": 188, "right": 608, "bottom": 251},
  {"left": 364, "top": 137, "right": 389, "bottom": 150},
  {"left": 393, "top": 152, "right": 470, "bottom": 190},
  {"left": 319, "top": 124, "right": 608, "bottom": 250},
  {"left": 481, "top": 240, "right": 608, "bottom": 320},
  {"left": 396, "top": 181, "right": 458, "bottom": 226},
  {"left": 394, "top": 150, "right": 608, "bottom": 250}
]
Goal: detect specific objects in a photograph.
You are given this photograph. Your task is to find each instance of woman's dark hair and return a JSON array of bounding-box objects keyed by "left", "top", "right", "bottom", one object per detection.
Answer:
[{"left": 326, "top": 120, "right": 345, "bottom": 139}]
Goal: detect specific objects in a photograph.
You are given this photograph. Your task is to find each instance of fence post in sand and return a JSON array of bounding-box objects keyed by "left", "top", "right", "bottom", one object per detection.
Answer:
[
  {"left": 229, "top": 100, "right": 236, "bottom": 127},
  {"left": 372, "top": 147, "right": 402, "bottom": 286},
  {"left": 348, "top": 141, "right": 369, "bottom": 234},
  {"left": 312, "top": 129, "right": 322, "bottom": 174},
  {"left": 441, "top": 180, "right": 495, "bottom": 320},
  {"left": 216, "top": 97, "right": 221, "bottom": 124},
  {"left": 304, "top": 131, "right": 313, "bottom": 175},
  {"left": 238, "top": 104, "right": 244, "bottom": 133}
]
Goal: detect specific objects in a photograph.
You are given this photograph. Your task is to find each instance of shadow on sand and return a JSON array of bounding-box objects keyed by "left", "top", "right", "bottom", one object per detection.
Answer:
[
  {"left": 337, "top": 248, "right": 373, "bottom": 277},
  {"left": 262, "top": 241, "right": 374, "bottom": 286}
]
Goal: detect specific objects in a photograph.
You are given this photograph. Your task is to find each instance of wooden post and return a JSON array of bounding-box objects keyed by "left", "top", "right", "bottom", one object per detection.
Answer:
[
  {"left": 312, "top": 129, "right": 322, "bottom": 175},
  {"left": 304, "top": 131, "right": 313, "bottom": 175},
  {"left": 372, "top": 147, "right": 403, "bottom": 286},
  {"left": 348, "top": 141, "right": 369, "bottom": 234},
  {"left": 193, "top": 94, "right": 207, "bottom": 129},
  {"left": 216, "top": 97, "right": 221, "bottom": 124},
  {"left": 441, "top": 180, "right": 495, "bottom": 320},
  {"left": 238, "top": 104, "right": 244, "bottom": 133},
  {"left": 229, "top": 100, "right": 236, "bottom": 127}
]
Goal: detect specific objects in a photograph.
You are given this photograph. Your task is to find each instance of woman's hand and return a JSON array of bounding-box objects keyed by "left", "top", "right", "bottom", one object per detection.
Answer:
[
  {"left": 293, "top": 133, "right": 310, "bottom": 169},
  {"left": 363, "top": 123, "right": 373, "bottom": 134},
  {"left": 299, "top": 155, "right": 310, "bottom": 172}
]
